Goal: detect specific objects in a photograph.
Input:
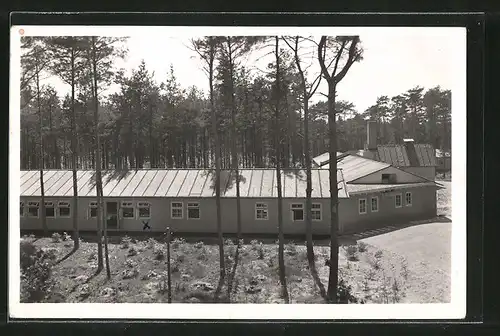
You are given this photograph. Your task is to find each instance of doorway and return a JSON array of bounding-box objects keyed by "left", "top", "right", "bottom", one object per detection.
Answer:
[{"left": 106, "top": 201, "right": 119, "bottom": 230}]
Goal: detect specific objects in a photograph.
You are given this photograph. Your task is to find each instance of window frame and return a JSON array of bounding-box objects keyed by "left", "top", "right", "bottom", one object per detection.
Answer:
[
  {"left": 27, "top": 201, "right": 40, "bottom": 218},
  {"left": 358, "top": 198, "right": 367, "bottom": 215},
  {"left": 405, "top": 192, "right": 412, "bottom": 207},
  {"left": 57, "top": 201, "right": 71, "bottom": 218},
  {"left": 311, "top": 203, "right": 322, "bottom": 221},
  {"left": 89, "top": 201, "right": 98, "bottom": 219},
  {"left": 255, "top": 202, "right": 269, "bottom": 220},
  {"left": 371, "top": 196, "right": 379, "bottom": 212},
  {"left": 395, "top": 193, "right": 403, "bottom": 208},
  {"left": 290, "top": 203, "right": 304, "bottom": 222},
  {"left": 20, "top": 201, "right": 25, "bottom": 217},
  {"left": 137, "top": 201, "right": 152, "bottom": 219},
  {"left": 187, "top": 202, "right": 200, "bottom": 220},
  {"left": 44, "top": 201, "right": 56, "bottom": 218},
  {"left": 120, "top": 201, "right": 135, "bottom": 220},
  {"left": 171, "top": 202, "right": 183, "bottom": 219}
]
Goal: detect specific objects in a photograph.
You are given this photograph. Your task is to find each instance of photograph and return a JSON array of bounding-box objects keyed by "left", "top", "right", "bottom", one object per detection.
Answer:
[{"left": 9, "top": 25, "right": 466, "bottom": 320}]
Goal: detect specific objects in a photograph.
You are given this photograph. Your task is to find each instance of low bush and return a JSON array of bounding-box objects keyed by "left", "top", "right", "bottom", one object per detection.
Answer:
[
  {"left": 337, "top": 278, "right": 361, "bottom": 304},
  {"left": 194, "top": 241, "right": 204, "bottom": 249},
  {"left": 345, "top": 245, "right": 358, "bottom": 261},
  {"left": 357, "top": 241, "right": 368, "bottom": 253},
  {"left": 171, "top": 237, "right": 186, "bottom": 250},
  {"left": 120, "top": 236, "right": 132, "bottom": 249},
  {"left": 285, "top": 241, "right": 297, "bottom": 256},
  {"left": 51, "top": 233, "right": 61, "bottom": 243},
  {"left": 153, "top": 245, "right": 165, "bottom": 260},
  {"left": 20, "top": 240, "right": 53, "bottom": 302}
]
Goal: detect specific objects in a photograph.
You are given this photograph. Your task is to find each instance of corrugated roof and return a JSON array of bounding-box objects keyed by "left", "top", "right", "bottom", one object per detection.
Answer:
[
  {"left": 19, "top": 169, "right": 349, "bottom": 199},
  {"left": 322, "top": 154, "right": 390, "bottom": 182},
  {"left": 312, "top": 152, "right": 343, "bottom": 166},
  {"left": 374, "top": 144, "right": 436, "bottom": 167}
]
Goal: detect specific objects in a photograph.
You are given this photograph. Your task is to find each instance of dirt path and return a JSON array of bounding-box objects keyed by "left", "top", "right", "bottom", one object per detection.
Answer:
[{"left": 360, "top": 222, "right": 451, "bottom": 303}]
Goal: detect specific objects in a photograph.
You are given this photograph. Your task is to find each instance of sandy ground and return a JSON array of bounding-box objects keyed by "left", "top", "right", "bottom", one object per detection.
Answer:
[{"left": 360, "top": 222, "right": 451, "bottom": 303}]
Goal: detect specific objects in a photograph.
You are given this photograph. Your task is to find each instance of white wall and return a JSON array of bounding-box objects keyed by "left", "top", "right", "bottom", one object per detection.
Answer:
[{"left": 351, "top": 166, "right": 428, "bottom": 184}]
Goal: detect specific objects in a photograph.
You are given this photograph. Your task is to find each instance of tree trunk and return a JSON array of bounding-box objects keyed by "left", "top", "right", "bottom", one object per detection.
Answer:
[
  {"left": 35, "top": 66, "right": 48, "bottom": 236},
  {"left": 70, "top": 48, "right": 79, "bottom": 250},
  {"left": 227, "top": 38, "right": 243, "bottom": 242},
  {"left": 275, "top": 37, "right": 289, "bottom": 303},
  {"left": 327, "top": 84, "right": 339, "bottom": 303},
  {"left": 90, "top": 37, "right": 105, "bottom": 275}
]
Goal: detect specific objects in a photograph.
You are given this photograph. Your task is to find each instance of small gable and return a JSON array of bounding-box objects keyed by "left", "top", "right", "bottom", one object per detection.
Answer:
[{"left": 349, "top": 166, "right": 429, "bottom": 184}]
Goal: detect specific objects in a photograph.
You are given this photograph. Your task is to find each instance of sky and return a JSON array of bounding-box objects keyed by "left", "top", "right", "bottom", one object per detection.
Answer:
[{"left": 40, "top": 27, "right": 462, "bottom": 114}]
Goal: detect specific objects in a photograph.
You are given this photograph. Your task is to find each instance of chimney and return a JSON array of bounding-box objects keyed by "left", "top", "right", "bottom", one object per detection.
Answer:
[
  {"left": 403, "top": 138, "right": 420, "bottom": 166},
  {"left": 365, "top": 121, "right": 378, "bottom": 150}
]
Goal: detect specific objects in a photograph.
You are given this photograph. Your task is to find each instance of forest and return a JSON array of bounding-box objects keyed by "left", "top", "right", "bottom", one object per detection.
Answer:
[
  {"left": 20, "top": 37, "right": 451, "bottom": 171},
  {"left": 19, "top": 35, "right": 451, "bottom": 304}
]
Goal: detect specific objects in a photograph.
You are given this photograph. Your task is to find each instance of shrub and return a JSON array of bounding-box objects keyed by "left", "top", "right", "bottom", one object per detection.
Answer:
[
  {"left": 127, "top": 247, "right": 138, "bottom": 257},
  {"left": 345, "top": 245, "right": 358, "bottom": 261},
  {"left": 120, "top": 236, "right": 132, "bottom": 249},
  {"left": 146, "top": 237, "right": 157, "bottom": 249},
  {"left": 194, "top": 241, "right": 204, "bottom": 249},
  {"left": 357, "top": 241, "right": 368, "bottom": 253},
  {"left": 368, "top": 256, "right": 381, "bottom": 270},
  {"left": 374, "top": 250, "right": 383, "bottom": 259},
  {"left": 337, "top": 278, "right": 360, "bottom": 304},
  {"left": 257, "top": 247, "right": 265, "bottom": 260},
  {"left": 285, "top": 241, "right": 297, "bottom": 256},
  {"left": 250, "top": 240, "right": 260, "bottom": 250},
  {"left": 400, "top": 258, "right": 409, "bottom": 280},
  {"left": 51, "top": 233, "right": 61, "bottom": 243},
  {"left": 171, "top": 237, "right": 186, "bottom": 250},
  {"left": 153, "top": 245, "right": 165, "bottom": 260},
  {"left": 20, "top": 241, "right": 53, "bottom": 302}
]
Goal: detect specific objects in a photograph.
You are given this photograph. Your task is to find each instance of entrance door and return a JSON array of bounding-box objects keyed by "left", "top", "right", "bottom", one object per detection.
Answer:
[{"left": 106, "top": 202, "right": 119, "bottom": 230}]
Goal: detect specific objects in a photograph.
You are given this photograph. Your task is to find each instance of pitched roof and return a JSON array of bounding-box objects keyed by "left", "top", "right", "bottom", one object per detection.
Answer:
[
  {"left": 320, "top": 154, "right": 390, "bottom": 182},
  {"left": 19, "top": 169, "right": 349, "bottom": 199},
  {"left": 312, "top": 152, "right": 343, "bottom": 166},
  {"left": 374, "top": 144, "right": 436, "bottom": 167}
]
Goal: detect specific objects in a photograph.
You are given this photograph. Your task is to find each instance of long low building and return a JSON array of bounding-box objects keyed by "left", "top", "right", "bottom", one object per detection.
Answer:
[{"left": 19, "top": 154, "right": 442, "bottom": 235}]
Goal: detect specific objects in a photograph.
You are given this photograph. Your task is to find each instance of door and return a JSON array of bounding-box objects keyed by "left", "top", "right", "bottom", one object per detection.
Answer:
[{"left": 106, "top": 201, "right": 119, "bottom": 230}]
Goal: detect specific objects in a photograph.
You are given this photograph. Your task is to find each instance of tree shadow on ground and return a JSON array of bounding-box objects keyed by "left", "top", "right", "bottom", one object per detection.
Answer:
[{"left": 55, "top": 245, "right": 78, "bottom": 265}]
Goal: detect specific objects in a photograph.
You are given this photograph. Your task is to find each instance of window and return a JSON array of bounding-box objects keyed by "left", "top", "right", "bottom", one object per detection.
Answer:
[
  {"left": 255, "top": 203, "right": 268, "bottom": 220},
  {"left": 20, "top": 201, "right": 24, "bottom": 217},
  {"left": 359, "top": 199, "right": 367, "bottom": 214},
  {"left": 311, "top": 203, "right": 322, "bottom": 221},
  {"left": 121, "top": 201, "right": 135, "bottom": 219},
  {"left": 171, "top": 202, "right": 183, "bottom": 219},
  {"left": 45, "top": 201, "right": 55, "bottom": 218},
  {"left": 137, "top": 202, "right": 151, "bottom": 219},
  {"left": 58, "top": 201, "right": 71, "bottom": 217},
  {"left": 291, "top": 203, "right": 304, "bottom": 221},
  {"left": 395, "top": 194, "right": 402, "bottom": 208},
  {"left": 187, "top": 202, "right": 200, "bottom": 219},
  {"left": 27, "top": 201, "right": 39, "bottom": 218},
  {"left": 405, "top": 192, "right": 412, "bottom": 207},
  {"left": 382, "top": 173, "right": 397, "bottom": 184},
  {"left": 371, "top": 197, "right": 379, "bottom": 212},
  {"left": 89, "top": 201, "right": 98, "bottom": 218}
]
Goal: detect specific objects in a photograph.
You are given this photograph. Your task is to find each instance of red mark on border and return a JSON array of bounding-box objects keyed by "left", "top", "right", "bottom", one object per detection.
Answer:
[{"left": 19, "top": 29, "right": 25, "bottom": 35}]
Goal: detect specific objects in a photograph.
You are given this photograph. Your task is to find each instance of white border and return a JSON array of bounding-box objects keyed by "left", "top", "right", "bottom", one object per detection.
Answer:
[{"left": 9, "top": 25, "right": 467, "bottom": 320}]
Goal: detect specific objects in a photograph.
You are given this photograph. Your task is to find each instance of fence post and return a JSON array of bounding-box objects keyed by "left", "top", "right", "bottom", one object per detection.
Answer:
[{"left": 166, "top": 227, "right": 172, "bottom": 303}]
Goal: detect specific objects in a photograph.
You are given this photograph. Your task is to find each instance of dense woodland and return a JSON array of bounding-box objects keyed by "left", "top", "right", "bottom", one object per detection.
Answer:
[
  {"left": 19, "top": 35, "right": 451, "bottom": 303},
  {"left": 20, "top": 37, "right": 451, "bottom": 171}
]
